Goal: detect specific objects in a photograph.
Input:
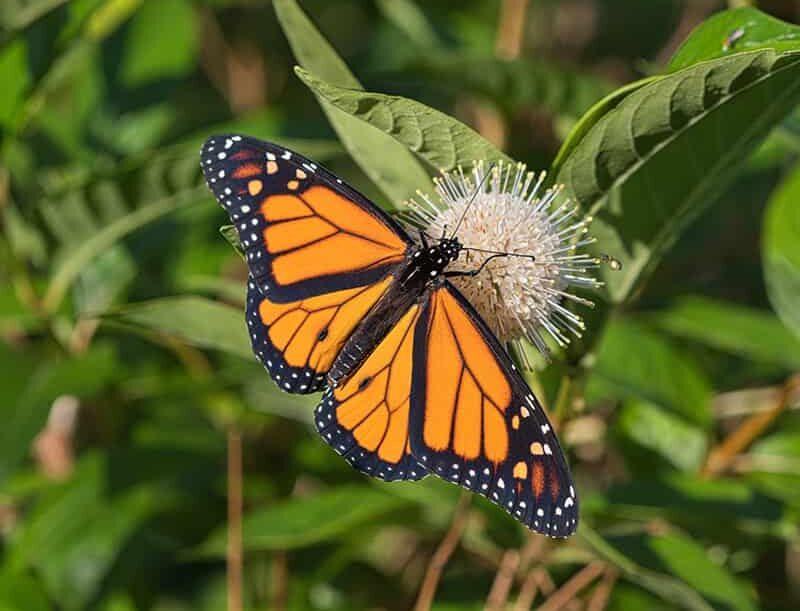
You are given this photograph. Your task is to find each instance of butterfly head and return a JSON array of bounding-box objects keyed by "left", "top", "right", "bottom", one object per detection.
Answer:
[
  {"left": 439, "top": 237, "right": 462, "bottom": 262},
  {"left": 410, "top": 236, "right": 462, "bottom": 282},
  {"left": 427, "top": 237, "right": 462, "bottom": 271}
]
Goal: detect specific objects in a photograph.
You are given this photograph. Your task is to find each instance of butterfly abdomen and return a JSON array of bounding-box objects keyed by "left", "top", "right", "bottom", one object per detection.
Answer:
[{"left": 329, "top": 269, "right": 426, "bottom": 387}]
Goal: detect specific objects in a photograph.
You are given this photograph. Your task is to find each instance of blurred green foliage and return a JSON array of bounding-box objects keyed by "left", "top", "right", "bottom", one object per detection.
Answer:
[{"left": 2, "top": 1, "right": 800, "bottom": 610}]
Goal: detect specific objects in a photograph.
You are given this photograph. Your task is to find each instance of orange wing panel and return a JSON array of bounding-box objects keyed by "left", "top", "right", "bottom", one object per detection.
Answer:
[
  {"left": 314, "top": 305, "right": 427, "bottom": 481},
  {"left": 246, "top": 276, "right": 391, "bottom": 394},
  {"left": 421, "top": 289, "right": 512, "bottom": 464},
  {"left": 260, "top": 185, "right": 407, "bottom": 288},
  {"left": 409, "top": 285, "right": 578, "bottom": 537}
]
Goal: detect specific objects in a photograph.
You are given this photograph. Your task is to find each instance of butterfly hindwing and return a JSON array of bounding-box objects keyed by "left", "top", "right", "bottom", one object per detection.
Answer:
[
  {"left": 201, "top": 135, "right": 412, "bottom": 302},
  {"left": 246, "top": 275, "right": 393, "bottom": 394},
  {"left": 314, "top": 305, "right": 428, "bottom": 481},
  {"left": 409, "top": 284, "right": 578, "bottom": 537}
]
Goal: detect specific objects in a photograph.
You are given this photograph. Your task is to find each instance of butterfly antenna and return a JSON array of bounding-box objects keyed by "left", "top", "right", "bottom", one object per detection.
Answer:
[
  {"left": 462, "top": 246, "right": 536, "bottom": 260},
  {"left": 450, "top": 162, "right": 496, "bottom": 239}
]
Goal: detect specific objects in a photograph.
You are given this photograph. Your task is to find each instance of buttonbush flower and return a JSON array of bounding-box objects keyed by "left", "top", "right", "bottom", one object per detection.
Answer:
[{"left": 404, "top": 161, "right": 617, "bottom": 358}]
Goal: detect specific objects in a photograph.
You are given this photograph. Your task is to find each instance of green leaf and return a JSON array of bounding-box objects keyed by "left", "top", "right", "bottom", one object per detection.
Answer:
[
  {"left": 607, "top": 585, "right": 678, "bottom": 611},
  {"left": 616, "top": 400, "right": 707, "bottom": 471},
  {"left": 118, "top": 0, "right": 196, "bottom": 88},
  {"left": 4, "top": 0, "right": 136, "bottom": 141},
  {"left": 553, "top": 74, "right": 661, "bottom": 172},
  {"left": 42, "top": 185, "right": 206, "bottom": 313},
  {"left": 551, "top": 75, "right": 658, "bottom": 176},
  {"left": 9, "top": 454, "right": 163, "bottom": 610},
  {"left": 579, "top": 524, "right": 714, "bottom": 611},
  {"left": 85, "top": 0, "right": 144, "bottom": 42},
  {"left": 11, "top": 134, "right": 210, "bottom": 299},
  {"left": 218, "top": 224, "right": 244, "bottom": 260},
  {"left": 243, "top": 376, "right": 316, "bottom": 424},
  {"left": 763, "top": 162, "right": 800, "bottom": 340},
  {"left": 556, "top": 50, "right": 800, "bottom": 304},
  {"left": 748, "top": 432, "right": 800, "bottom": 506},
  {"left": 587, "top": 320, "right": 712, "bottom": 427},
  {"left": 0, "top": 39, "right": 30, "bottom": 129},
  {"left": 274, "top": 0, "right": 432, "bottom": 204},
  {"left": 0, "top": 568, "right": 50, "bottom": 611},
  {"left": 600, "top": 473, "right": 782, "bottom": 534},
  {"left": 39, "top": 488, "right": 159, "bottom": 609},
  {"left": 178, "top": 274, "right": 247, "bottom": 305},
  {"left": 0, "top": 0, "right": 70, "bottom": 36},
  {"left": 654, "top": 296, "right": 800, "bottom": 370},
  {"left": 295, "top": 66, "right": 511, "bottom": 171},
  {"left": 73, "top": 246, "right": 136, "bottom": 316},
  {"left": 670, "top": 8, "right": 800, "bottom": 71},
  {"left": 0, "top": 344, "right": 117, "bottom": 485},
  {"left": 649, "top": 533, "right": 756, "bottom": 611},
  {"left": 195, "top": 486, "right": 411, "bottom": 555},
  {"left": 0, "top": 283, "right": 39, "bottom": 336},
  {"left": 59, "top": 0, "right": 108, "bottom": 41},
  {"left": 106, "top": 296, "right": 250, "bottom": 359},
  {"left": 417, "top": 54, "right": 612, "bottom": 120},
  {"left": 98, "top": 594, "right": 137, "bottom": 611},
  {"left": 1, "top": 203, "right": 48, "bottom": 269},
  {"left": 375, "top": 0, "right": 440, "bottom": 49}
]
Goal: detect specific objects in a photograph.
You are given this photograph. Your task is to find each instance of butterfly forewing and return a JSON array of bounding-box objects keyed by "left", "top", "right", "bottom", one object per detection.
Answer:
[{"left": 201, "top": 135, "right": 412, "bottom": 303}]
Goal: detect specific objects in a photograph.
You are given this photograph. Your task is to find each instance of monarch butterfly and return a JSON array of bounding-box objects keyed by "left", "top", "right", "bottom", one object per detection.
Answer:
[{"left": 201, "top": 135, "right": 578, "bottom": 537}]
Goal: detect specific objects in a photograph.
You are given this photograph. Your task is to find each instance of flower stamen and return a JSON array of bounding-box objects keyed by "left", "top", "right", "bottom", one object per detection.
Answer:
[{"left": 403, "top": 160, "right": 618, "bottom": 359}]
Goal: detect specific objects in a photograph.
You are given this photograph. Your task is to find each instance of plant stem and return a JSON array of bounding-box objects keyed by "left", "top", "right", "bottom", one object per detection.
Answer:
[
  {"left": 485, "top": 549, "right": 521, "bottom": 611},
  {"left": 495, "top": 0, "right": 531, "bottom": 59},
  {"left": 537, "top": 561, "right": 606, "bottom": 611},
  {"left": 227, "top": 428, "right": 243, "bottom": 611},
  {"left": 553, "top": 374, "right": 573, "bottom": 429},
  {"left": 413, "top": 492, "right": 471, "bottom": 611},
  {"left": 703, "top": 374, "right": 800, "bottom": 478}
]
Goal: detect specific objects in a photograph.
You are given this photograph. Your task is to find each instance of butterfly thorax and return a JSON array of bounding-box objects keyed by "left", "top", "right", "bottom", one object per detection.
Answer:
[{"left": 405, "top": 237, "right": 461, "bottom": 284}]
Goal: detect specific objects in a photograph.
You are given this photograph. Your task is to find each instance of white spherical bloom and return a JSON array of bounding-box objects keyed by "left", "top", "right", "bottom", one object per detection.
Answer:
[{"left": 404, "top": 161, "right": 616, "bottom": 359}]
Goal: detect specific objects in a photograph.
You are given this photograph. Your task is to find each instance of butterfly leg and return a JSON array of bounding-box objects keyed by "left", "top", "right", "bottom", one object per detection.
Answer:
[
  {"left": 419, "top": 228, "right": 429, "bottom": 248},
  {"left": 445, "top": 253, "right": 507, "bottom": 278}
]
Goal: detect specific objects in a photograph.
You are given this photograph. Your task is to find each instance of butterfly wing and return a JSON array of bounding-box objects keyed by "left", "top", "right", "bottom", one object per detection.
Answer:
[
  {"left": 203, "top": 135, "right": 416, "bottom": 393},
  {"left": 201, "top": 135, "right": 412, "bottom": 302},
  {"left": 246, "top": 274, "right": 393, "bottom": 394},
  {"left": 409, "top": 283, "right": 578, "bottom": 537},
  {"left": 314, "top": 305, "right": 427, "bottom": 481}
]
